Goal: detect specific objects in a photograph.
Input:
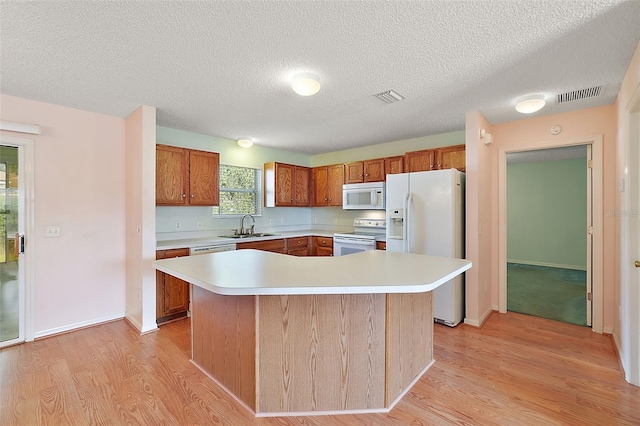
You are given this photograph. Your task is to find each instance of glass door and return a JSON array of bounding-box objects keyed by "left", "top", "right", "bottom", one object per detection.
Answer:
[{"left": 0, "top": 145, "right": 21, "bottom": 346}]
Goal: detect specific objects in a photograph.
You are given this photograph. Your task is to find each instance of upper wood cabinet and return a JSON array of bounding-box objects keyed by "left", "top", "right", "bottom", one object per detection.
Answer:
[
  {"left": 264, "top": 162, "right": 310, "bottom": 207},
  {"left": 404, "top": 149, "right": 436, "bottom": 173},
  {"left": 345, "top": 158, "right": 386, "bottom": 183},
  {"left": 436, "top": 144, "right": 466, "bottom": 172},
  {"left": 156, "top": 144, "right": 219, "bottom": 206},
  {"left": 384, "top": 156, "right": 404, "bottom": 178},
  {"left": 312, "top": 164, "right": 344, "bottom": 207},
  {"left": 405, "top": 145, "right": 466, "bottom": 173}
]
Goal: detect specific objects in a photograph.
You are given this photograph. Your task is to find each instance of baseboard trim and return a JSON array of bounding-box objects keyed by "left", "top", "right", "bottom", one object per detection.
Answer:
[
  {"left": 507, "top": 259, "right": 586, "bottom": 271},
  {"left": 34, "top": 312, "right": 125, "bottom": 340},
  {"left": 464, "top": 307, "right": 495, "bottom": 328}
]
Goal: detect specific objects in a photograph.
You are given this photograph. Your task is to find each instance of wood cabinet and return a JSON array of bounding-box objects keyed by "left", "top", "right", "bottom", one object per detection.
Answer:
[
  {"left": 384, "top": 156, "right": 404, "bottom": 177},
  {"left": 436, "top": 144, "right": 466, "bottom": 172},
  {"left": 236, "top": 239, "right": 287, "bottom": 254},
  {"left": 286, "top": 237, "right": 310, "bottom": 256},
  {"left": 404, "top": 149, "right": 436, "bottom": 173},
  {"left": 345, "top": 159, "right": 386, "bottom": 183},
  {"left": 156, "top": 144, "right": 220, "bottom": 206},
  {"left": 264, "top": 162, "right": 310, "bottom": 207},
  {"left": 376, "top": 241, "right": 386, "bottom": 251},
  {"left": 404, "top": 145, "right": 466, "bottom": 173},
  {"left": 311, "top": 164, "right": 344, "bottom": 207},
  {"left": 156, "top": 248, "right": 190, "bottom": 324},
  {"left": 312, "top": 236, "right": 333, "bottom": 256}
]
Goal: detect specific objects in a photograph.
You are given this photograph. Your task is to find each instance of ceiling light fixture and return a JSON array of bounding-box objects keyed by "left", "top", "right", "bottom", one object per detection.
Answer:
[
  {"left": 237, "top": 139, "right": 253, "bottom": 148},
  {"left": 515, "top": 96, "right": 546, "bottom": 114},
  {"left": 292, "top": 73, "right": 321, "bottom": 96}
]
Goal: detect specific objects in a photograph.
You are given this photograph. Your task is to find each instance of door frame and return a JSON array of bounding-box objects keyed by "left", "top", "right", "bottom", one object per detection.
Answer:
[
  {"left": 620, "top": 84, "right": 640, "bottom": 384},
  {"left": 0, "top": 135, "right": 35, "bottom": 345},
  {"left": 498, "top": 135, "right": 604, "bottom": 333}
]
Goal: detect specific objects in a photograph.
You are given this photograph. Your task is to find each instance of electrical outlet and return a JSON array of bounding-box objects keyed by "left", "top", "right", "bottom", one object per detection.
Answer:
[
  {"left": 197, "top": 221, "right": 203, "bottom": 229},
  {"left": 314, "top": 216, "right": 317, "bottom": 224},
  {"left": 334, "top": 218, "right": 338, "bottom": 225},
  {"left": 175, "top": 222, "right": 181, "bottom": 229},
  {"left": 45, "top": 226, "right": 61, "bottom": 237},
  {"left": 280, "top": 218, "right": 284, "bottom": 225}
]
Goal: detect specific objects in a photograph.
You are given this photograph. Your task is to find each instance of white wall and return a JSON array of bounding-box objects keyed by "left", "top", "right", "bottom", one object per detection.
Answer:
[{"left": 0, "top": 94, "right": 127, "bottom": 337}]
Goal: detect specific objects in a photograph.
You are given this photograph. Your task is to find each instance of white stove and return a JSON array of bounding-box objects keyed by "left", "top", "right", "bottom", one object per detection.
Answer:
[{"left": 333, "top": 219, "right": 386, "bottom": 256}]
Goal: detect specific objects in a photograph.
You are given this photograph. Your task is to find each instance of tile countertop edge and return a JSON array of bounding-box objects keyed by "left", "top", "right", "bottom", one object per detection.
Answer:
[{"left": 156, "top": 229, "right": 339, "bottom": 250}]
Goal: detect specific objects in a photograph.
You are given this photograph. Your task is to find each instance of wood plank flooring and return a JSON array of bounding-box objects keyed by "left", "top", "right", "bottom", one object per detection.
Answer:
[{"left": 1, "top": 312, "right": 639, "bottom": 425}]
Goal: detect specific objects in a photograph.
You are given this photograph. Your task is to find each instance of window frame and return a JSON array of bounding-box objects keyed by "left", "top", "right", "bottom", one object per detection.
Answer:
[{"left": 212, "top": 164, "right": 262, "bottom": 217}]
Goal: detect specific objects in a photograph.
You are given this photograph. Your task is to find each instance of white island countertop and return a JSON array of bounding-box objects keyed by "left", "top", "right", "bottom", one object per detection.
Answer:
[{"left": 153, "top": 249, "right": 471, "bottom": 296}]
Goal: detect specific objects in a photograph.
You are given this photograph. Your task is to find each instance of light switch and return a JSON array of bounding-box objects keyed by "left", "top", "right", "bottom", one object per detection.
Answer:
[{"left": 45, "top": 226, "right": 61, "bottom": 237}]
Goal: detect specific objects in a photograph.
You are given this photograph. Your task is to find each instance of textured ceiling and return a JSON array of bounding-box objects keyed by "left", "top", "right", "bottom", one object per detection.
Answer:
[{"left": 1, "top": 1, "right": 639, "bottom": 155}]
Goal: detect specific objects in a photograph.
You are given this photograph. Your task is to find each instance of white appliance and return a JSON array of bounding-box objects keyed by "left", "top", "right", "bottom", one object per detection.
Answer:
[
  {"left": 386, "top": 169, "right": 465, "bottom": 327},
  {"left": 342, "top": 182, "right": 385, "bottom": 210},
  {"left": 189, "top": 243, "right": 236, "bottom": 255},
  {"left": 333, "top": 218, "right": 386, "bottom": 256}
]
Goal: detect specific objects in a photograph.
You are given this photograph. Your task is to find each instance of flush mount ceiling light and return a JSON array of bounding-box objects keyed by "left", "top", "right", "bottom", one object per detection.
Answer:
[
  {"left": 515, "top": 96, "right": 546, "bottom": 114},
  {"left": 291, "top": 73, "right": 321, "bottom": 96},
  {"left": 237, "top": 139, "right": 253, "bottom": 148}
]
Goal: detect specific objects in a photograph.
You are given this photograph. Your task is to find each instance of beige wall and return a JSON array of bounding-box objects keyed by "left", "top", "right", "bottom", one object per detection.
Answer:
[
  {"left": 465, "top": 104, "right": 617, "bottom": 329},
  {"left": 310, "top": 130, "right": 465, "bottom": 166},
  {"left": 614, "top": 40, "right": 640, "bottom": 383},
  {"left": 0, "top": 94, "right": 127, "bottom": 337},
  {"left": 464, "top": 112, "right": 494, "bottom": 325}
]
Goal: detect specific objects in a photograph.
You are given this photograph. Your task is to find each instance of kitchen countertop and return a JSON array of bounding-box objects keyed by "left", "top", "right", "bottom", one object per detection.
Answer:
[
  {"left": 156, "top": 229, "right": 339, "bottom": 250},
  {"left": 153, "top": 249, "right": 471, "bottom": 296}
]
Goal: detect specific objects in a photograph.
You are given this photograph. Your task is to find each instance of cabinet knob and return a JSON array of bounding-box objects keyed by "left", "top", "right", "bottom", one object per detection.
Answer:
[
  {"left": 182, "top": 194, "right": 186, "bottom": 198},
  {"left": 438, "top": 164, "right": 442, "bottom": 168},
  {"left": 191, "top": 194, "right": 195, "bottom": 198}
]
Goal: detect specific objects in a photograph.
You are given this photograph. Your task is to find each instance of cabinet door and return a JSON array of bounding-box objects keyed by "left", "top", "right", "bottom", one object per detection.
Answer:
[
  {"left": 344, "top": 162, "right": 364, "bottom": 183},
  {"left": 364, "top": 158, "right": 385, "bottom": 182},
  {"left": 275, "top": 163, "right": 295, "bottom": 206},
  {"left": 156, "top": 145, "right": 188, "bottom": 205},
  {"left": 327, "top": 164, "right": 344, "bottom": 206},
  {"left": 156, "top": 248, "right": 190, "bottom": 322},
  {"left": 294, "top": 166, "right": 310, "bottom": 206},
  {"left": 436, "top": 144, "right": 466, "bottom": 172},
  {"left": 384, "top": 156, "right": 404, "bottom": 178},
  {"left": 311, "top": 167, "right": 329, "bottom": 206},
  {"left": 189, "top": 150, "right": 220, "bottom": 206},
  {"left": 405, "top": 149, "right": 435, "bottom": 172},
  {"left": 316, "top": 246, "right": 333, "bottom": 256}
]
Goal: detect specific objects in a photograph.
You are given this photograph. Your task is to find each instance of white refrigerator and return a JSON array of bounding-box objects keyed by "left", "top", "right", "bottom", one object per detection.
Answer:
[{"left": 386, "top": 169, "right": 465, "bottom": 326}]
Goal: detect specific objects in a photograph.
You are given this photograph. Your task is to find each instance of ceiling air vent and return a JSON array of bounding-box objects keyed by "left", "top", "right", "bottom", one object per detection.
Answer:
[
  {"left": 375, "top": 90, "right": 405, "bottom": 104},
  {"left": 557, "top": 86, "right": 602, "bottom": 104}
]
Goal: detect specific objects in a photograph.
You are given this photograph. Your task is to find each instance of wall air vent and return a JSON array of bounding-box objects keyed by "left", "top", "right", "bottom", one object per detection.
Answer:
[
  {"left": 375, "top": 90, "right": 405, "bottom": 104},
  {"left": 557, "top": 86, "right": 602, "bottom": 104}
]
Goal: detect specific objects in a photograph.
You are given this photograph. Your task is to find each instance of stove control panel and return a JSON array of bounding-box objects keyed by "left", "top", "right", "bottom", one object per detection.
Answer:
[{"left": 353, "top": 219, "right": 386, "bottom": 228}]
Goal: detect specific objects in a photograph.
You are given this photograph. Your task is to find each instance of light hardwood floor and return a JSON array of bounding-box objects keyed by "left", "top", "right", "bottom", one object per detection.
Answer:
[{"left": 1, "top": 312, "right": 639, "bottom": 425}]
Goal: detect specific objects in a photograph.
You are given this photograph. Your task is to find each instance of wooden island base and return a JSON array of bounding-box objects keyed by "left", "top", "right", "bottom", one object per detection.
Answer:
[{"left": 191, "top": 285, "right": 434, "bottom": 416}]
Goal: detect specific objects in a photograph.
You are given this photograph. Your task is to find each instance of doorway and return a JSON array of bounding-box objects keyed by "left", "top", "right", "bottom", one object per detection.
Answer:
[
  {"left": 498, "top": 135, "right": 604, "bottom": 333},
  {"left": 505, "top": 146, "right": 589, "bottom": 326},
  {"left": 0, "top": 136, "right": 34, "bottom": 348}
]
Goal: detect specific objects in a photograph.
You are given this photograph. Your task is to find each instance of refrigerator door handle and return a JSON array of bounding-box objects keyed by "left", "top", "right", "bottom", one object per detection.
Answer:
[
  {"left": 402, "top": 192, "right": 408, "bottom": 253},
  {"left": 406, "top": 192, "right": 413, "bottom": 253}
]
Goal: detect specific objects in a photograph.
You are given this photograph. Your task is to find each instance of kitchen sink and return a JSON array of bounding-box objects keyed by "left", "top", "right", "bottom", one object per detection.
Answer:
[{"left": 219, "top": 233, "right": 280, "bottom": 239}]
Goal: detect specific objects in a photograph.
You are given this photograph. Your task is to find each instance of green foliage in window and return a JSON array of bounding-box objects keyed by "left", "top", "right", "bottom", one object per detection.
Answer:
[{"left": 213, "top": 165, "right": 261, "bottom": 216}]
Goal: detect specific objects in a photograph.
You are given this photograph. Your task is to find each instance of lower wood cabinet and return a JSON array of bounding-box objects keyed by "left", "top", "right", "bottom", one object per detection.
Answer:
[
  {"left": 312, "top": 236, "right": 333, "bottom": 256},
  {"left": 286, "top": 237, "right": 310, "bottom": 256},
  {"left": 236, "top": 239, "right": 287, "bottom": 254},
  {"left": 156, "top": 248, "right": 190, "bottom": 324},
  {"left": 376, "top": 241, "right": 386, "bottom": 250}
]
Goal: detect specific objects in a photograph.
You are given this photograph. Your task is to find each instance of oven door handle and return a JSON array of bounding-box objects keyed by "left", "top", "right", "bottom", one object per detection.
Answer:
[{"left": 333, "top": 237, "right": 376, "bottom": 246}]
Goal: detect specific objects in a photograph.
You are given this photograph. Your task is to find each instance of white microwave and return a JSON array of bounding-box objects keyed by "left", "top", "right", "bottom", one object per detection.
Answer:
[{"left": 342, "top": 182, "right": 385, "bottom": 210}]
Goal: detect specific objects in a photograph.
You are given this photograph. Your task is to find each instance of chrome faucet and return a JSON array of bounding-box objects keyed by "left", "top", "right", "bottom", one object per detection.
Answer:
[{"left": 240, "top": 214, "right": 255, "bottom": 235}]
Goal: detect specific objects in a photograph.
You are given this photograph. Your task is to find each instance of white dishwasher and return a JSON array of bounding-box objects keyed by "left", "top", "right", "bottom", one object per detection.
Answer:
[{"left": 189, "top": 243, "right": 236, "bottom": 255}]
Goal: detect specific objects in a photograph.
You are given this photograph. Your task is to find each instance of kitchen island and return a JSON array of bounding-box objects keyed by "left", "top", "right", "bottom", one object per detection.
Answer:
[{"left": 154, "top": 249, "right": 471, "bottom": 417}]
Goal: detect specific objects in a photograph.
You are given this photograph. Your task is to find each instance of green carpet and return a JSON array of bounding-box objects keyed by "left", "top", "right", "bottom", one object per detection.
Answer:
[{"left": 507, "top": 263, "right": 587, "bottom": 327}]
